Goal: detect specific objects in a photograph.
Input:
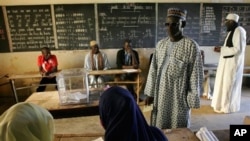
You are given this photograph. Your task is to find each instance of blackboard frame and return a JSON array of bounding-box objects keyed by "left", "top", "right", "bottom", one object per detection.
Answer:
[
  {"left": 6, "top": 5, "right": 55, "bottom": 52},
  {"left": 1, "top": 3, "right": 250, "bottom": 52},
  {"left": 0, "top": 7, "right": 10, "bottom": 52},
  {"left": 54, "top": 4, "right": 96, "bottom": 50}
]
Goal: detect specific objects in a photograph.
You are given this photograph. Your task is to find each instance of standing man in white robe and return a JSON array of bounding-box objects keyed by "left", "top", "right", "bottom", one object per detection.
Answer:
[
  {"left": 211, "top": 13, "right": 246, "bottom": 113},
  {"left": 144, "top": 8, "right": 203, "bottom": 129}
]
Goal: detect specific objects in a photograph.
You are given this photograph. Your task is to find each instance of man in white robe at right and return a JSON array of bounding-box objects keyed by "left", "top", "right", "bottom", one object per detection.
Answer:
[{"left": 211, "top": 13, "right": 246, "bottom": 113}]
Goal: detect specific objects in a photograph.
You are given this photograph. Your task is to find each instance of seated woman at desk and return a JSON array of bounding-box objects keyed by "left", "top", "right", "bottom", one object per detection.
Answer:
[
  {"left": 84, "top": 40, "right": 111, "bottom": 88},
  {"left": 36, "top": 47, "right": 58, "bottom": 92},
  {"left": 0, "top": 102, "right": 55, "bottom": 141},
  {"left": 99, "top": 86, "right": 168, "bottom": 141}
]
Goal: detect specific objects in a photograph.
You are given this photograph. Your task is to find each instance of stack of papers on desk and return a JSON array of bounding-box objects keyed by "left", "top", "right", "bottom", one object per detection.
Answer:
[
  {"left": 92, "top": 137, "right": 103, "bottom": 141},
  {"left": 67, "top": 92, "right": 87, "bottom": 103},
  {"left": 122, "top": 69, "right": 138, "bottom": 73},
  {"left": 196, "top": 127, "right": 219, "bottom": 141}
]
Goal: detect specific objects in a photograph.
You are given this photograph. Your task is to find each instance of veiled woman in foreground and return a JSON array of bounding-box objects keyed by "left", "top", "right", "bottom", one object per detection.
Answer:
[
  {"left": 0, "top": 102, "right": 54, "bottom": 141},
  {"left": 99, "top": 86, "right": 168, "bottom": 141}
]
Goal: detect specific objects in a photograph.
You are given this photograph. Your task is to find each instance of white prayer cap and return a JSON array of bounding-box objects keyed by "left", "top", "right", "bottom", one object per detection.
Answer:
[
  {"left": 90, "top": 40, "right": 97, "bottom": 46},
  {"left": 226, "top": 13, "right": 239, "bottom": 22}
]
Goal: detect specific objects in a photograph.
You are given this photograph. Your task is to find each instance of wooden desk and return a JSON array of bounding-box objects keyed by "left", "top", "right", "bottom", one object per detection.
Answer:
[
  {"left": 0, "top": 74, "right": 9, "bottom": 87},
  {"left": 164, "top": 128, "right": 199, "bottom": 141},
  {"left": 8, "top": 72, "right": 57, "bottom": 103},
  {"left": 10, "top": 69, "right": 141, "bottom": 103},
  {"left": 203, "top": 64, "right": 250, "bottom": 77},
  {"left": 203, "top": 63, "right": 218, "bottom": 71},
  {"left": 25, "top": 91, "right": 99, "bottom": 111},
  {"left": 54, "top": 128, "right": 199, "bottom": 141},
  {"left": 88, "top": 69, "right": 141, "bottom": 103},
  {"left": 0, "top": 74, "right": 8, "bottom": 79}
]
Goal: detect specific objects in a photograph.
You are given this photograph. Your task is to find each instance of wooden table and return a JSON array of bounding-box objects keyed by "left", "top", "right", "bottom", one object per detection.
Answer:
[
  {"left": 8, "top": 72, "right": 57, "bottom": 103},
  {"left": 0, "top": 74, "right": 9, "bottom": 87},
  {"left": 88, "top": 69, "right": 141, "bottom": 103},
  {"left": 54, "top": 128, "right": 199, "bottom": 141},
  {"left": 203, "top": 63, "right": 218, "bottom": 71},
  {"left": 25, "top": 91, "right": 99, "bottom": 111},
  {"left": 203, "top": 63, "right": 250, "bottom": 76},
  {"left": 8, "top": 69, "right": 141, "bottom": 103}
]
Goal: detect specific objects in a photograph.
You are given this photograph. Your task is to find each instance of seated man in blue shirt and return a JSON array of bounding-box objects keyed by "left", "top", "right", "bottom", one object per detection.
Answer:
[{"left": 116, "top": 39, "right": 140, "bottom": 100}]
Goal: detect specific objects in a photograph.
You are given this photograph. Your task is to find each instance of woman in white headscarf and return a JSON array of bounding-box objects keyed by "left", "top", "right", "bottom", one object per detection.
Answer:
[{"left": 0, "top": 102, "right": 54, "bottom": 141}]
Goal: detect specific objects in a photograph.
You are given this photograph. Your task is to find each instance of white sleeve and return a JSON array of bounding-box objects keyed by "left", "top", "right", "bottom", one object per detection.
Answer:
[
  {"left": 102, "top": 52, "right": 111, "bottom": 70},
  {"left": 84, "top": 53, "right": 91, "bottom": 70},
  {"left": 221, "top": 27, "right": 246, "bottom": 57}
]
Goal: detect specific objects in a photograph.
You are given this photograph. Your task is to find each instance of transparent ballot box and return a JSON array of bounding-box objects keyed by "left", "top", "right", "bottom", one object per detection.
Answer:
[{"left": 56, "top": 68, "right": 89, "bottom": 105}]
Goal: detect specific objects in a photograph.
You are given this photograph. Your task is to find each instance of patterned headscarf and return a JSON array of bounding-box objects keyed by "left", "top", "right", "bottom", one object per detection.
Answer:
[
  {"left": 0, "top": 102, "right": 54, "bottom": 141},
  {"left": 99, "top": 86, "right": 168, "bottom": 141}
]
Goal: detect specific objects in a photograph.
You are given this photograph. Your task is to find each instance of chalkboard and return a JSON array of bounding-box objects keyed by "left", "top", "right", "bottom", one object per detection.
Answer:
[
  {"left": 201, "top": 3, "right": 250, "bottom": 46},
  {"left": 6, "top": 5, "right": 55, "bottom": 51},
  {"left": 54, "top": 4, "right": 95, "bottom": 50},
  {"left": 200, "top": 4, "right": 222, "bottom": 46},
  {"left": 157, "top": 3, "right": 201, "bottom": 44},
  {"left": 0, "top": 7, "right": 10, "bottom": 52},
  {"left": 2, "top": 3, "right": 250, "bottom": 53},
  {"left": 98, "top": 3, "right": 156, "bottom": 48}
]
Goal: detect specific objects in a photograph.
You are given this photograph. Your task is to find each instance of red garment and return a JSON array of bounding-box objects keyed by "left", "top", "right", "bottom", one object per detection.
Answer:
[{"left": 37, "top": 55, "right": 58, "bottom": 72}]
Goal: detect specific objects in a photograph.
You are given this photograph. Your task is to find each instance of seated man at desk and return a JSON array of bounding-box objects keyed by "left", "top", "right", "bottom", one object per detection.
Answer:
[
  {"left": 36, "top": 47, "right": 58, "bottom": 92},
  {"left": 116, "top": 39, "right": 140, "bottom": 100},
  {"left": 84, "top": 40, "right": 111, "bottom": 88}
]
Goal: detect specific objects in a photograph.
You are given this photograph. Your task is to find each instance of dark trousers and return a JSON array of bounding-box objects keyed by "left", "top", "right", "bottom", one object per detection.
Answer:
[
  {"left": 36, "top": 77, "right": 57, "bottom": 92},
  {"left": 114, "top": 73, "right": 137, "bottom": 100},
  {"left": 125, "top": 74, "right": 137, "bottom": 100}
]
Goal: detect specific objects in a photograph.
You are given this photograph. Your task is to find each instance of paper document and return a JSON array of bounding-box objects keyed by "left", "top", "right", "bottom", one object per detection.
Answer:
[
  {"left": 122, "top": 69, "right": 138, "bottom": 73},
  {"left": 143, "top": 104, "right": 153, "bottom": 112},
  {"left": 92, "top": 137, "right": 103, "bottom": 141}
]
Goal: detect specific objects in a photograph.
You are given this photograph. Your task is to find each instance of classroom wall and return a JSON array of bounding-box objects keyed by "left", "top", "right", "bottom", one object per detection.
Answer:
[
  {"left": 1, "top": 46, "right": 250, "bottom": 97},
  {"left": 1, "top": 0, "right": 250, "bottom": 97}
]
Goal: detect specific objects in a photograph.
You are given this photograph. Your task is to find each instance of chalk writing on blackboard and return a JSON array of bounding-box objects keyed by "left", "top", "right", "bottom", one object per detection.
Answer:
[
  {"left": 201, "top": 3, "right": 250, "bottom": 46},
  {"left": 6, "top": 5, "right": 54, "bottom": 51},
  {"left": 54, "top": 4, "right": 95, "bottom": 50},
  {"left": 0, "top": 7, "right": 10, "bottom": 52},
  {"left": 98, "top": 3, "right": 156, "bottom": 48},
  {"left": 200, "top": 4, "right": 222, "bottom": 46}
]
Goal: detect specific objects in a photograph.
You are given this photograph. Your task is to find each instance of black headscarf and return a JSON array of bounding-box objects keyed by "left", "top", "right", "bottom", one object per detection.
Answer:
[{"left": 99, "top": 86, "right": 168, "bottom": 141}]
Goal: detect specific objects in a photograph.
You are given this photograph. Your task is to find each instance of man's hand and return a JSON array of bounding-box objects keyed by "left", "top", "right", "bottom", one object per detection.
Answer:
[
  {"left": 214, "top": 46, "right": 221, "bottom": 52},
  {"left": 40, "top": 71, "right": 45, "bottom": 76}
]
